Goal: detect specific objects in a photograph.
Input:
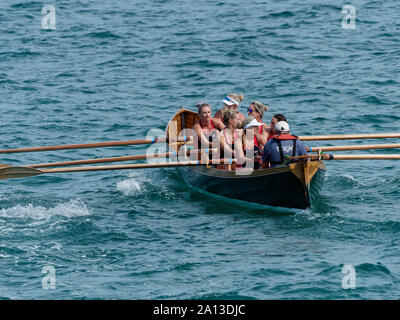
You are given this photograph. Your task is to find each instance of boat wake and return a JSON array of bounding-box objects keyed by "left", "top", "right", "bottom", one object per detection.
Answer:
[{"left": 0, "top": 198, "right": 90, "bottom": 221}]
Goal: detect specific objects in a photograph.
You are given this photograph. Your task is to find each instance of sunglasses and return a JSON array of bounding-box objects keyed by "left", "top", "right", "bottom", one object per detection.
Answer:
[{"left": 247, "top": 108, "right": 254, "bottom": 113}]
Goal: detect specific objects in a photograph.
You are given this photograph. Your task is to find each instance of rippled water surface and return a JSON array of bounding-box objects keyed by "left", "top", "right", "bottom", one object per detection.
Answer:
[{"left": 0, "top": 0, "right": 399, "bottom": 299}]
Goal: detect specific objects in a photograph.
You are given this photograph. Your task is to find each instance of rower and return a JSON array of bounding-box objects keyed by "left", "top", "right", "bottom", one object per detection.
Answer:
[
  {"left": 218, "top": 108, "right": 246, "bottom": 170},
  {"left": 192, "top": 102, "right": 224, "bottom": 160},
  {"left": 214, "top": 93, "right": 245, "bottom": 123},
  {"left": 261, "top": 121, "right": 307, "bottom": 168},
  {"left": 240, "top": 116, "right": 264, "bottom": 170},
  {"left": 246, "top": 101, "right": 270, "bottom": 150},
  {"left": 268, "top": 114, "right": 287, "bottom": 141}
]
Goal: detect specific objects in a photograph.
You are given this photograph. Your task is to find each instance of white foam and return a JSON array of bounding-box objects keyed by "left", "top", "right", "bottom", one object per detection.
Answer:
[
  {"left": 0, "top": 198, "right": 90, "bottom": 220},
  {"left": 116, "top": 178, "right": 142, "bottom": 196},
  {"left": 116, "top": 171, "right": 150, "bottom": 196}
]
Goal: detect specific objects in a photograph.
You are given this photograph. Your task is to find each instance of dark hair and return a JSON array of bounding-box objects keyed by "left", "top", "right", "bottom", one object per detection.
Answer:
[{"left": 273, "top": 113, "right": 286, "bottom": 122}]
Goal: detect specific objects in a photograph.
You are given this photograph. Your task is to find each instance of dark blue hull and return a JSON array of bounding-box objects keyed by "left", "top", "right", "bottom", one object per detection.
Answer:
[{"left": 178, "top": 163, "right": 326, "bottom": 210}]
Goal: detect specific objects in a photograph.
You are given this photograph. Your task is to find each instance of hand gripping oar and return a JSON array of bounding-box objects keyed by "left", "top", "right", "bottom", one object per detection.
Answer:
[{"left": 0, "top": 159, "right": 237, "bottom": 181}]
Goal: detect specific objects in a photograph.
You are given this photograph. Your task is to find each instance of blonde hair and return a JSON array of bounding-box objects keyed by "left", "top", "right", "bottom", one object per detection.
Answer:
[
  {"left": 250, "top": 101, "right": 269, "bottom": 119},
  {"left": 220, "top": 93, "right": 244, "bottom": 118},
  {"left": 225, "top": 93, "right": 244, "bottom": 105},
  {"left": 222, "top": 108, "right": 238, "bottom": 126}
]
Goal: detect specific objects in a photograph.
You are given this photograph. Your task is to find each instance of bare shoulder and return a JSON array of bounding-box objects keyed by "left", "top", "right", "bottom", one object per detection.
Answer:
[
  {"left": 212, "top": 117, "right": 225, "bottom": 130},
  {"left": 214, "top": 109, "right": 222, "bottom": 118}
]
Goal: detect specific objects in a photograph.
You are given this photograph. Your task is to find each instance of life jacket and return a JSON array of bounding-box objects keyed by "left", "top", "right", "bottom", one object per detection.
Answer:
[{"left": 269, "top": 134, "right": 299, "bottom": 165}]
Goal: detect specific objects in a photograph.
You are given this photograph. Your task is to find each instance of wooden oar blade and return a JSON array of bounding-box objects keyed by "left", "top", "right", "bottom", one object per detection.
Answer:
[{"left": 0, "top": 166, "right": 43, "bottom": 180}]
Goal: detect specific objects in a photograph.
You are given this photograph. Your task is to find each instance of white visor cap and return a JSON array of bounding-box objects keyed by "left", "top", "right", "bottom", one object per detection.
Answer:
[
  {"left": 222, "top": 96, "right": 239, "bottom": 106},
  {"left": 243, "top": 119, "right": 264, "bottom": 130}
]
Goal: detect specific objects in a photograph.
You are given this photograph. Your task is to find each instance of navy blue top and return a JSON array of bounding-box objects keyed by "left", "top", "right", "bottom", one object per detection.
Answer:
[{"left": 262, "top": 138, "right": 307, "bottom": 168}]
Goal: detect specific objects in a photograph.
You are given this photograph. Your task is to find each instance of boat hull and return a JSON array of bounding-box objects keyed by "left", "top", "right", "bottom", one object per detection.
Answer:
[{"left": 177, "top": 163, "right": 325, "bottom": 210}]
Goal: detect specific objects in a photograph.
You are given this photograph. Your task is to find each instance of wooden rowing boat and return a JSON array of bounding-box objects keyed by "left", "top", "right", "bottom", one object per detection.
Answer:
[{"left": 166, "top": 109, "right": 326, "bottom": 210}]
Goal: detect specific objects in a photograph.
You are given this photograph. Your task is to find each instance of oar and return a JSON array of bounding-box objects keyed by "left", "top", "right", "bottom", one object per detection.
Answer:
[
  {"left": 27, "top": 148, "right": 215, "bottom": 168},
  {"left": 0, "top": 137, "right": 188, "bottom": 154},
  {"left": 0, "top": 159, "right": 237, "bottom": 181},
  {"left": 307, "top": 143, "right": 400, "bottom": 152},
  {"left": 299, "top": 133, "right": 400, "bottom": 141},
  {"left": 287, "top": 154, "right": 400, "bottom": 160}
]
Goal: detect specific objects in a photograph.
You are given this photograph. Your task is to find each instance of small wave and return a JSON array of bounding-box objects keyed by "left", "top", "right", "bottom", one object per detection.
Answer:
[
  {"left": 116, "top": 176, "right": 143, "bottom": 196},
  {"left": 356, "top": 262, "right": 393, "bottom": 276},
  {"left": 10, "top": 1, "right": 42, "bottom": 9},
  {"left": 86, "top": 31, "right": 122, "bottom": 39},
  {"left": 260, "top": 11, "right": 296, "bottom": 19},
  {"left": 0, "top": 198, "right": 90, "bottom": 220},
  {"left": 366, "top": 79, "right": 398, "bottom": 86},
  {"left": 361, "top": 95, "right": 392, "bottom": 106},
  {"left": 312, "top": 55, "right": 334, "bottom": 60},
  {"left": 116, "top": 171, "right": 176, "bottom": 200},
  {"left": 326, "top": 173, "right": 365, "bottom": 187}
]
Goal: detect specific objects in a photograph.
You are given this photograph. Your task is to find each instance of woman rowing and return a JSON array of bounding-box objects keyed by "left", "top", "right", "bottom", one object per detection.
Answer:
[
  {"left": 214, "top": 93, "right": 245, "bottom": 123},
  {"left": 246, "top": 101, "right": 270, "bottom": 150},
  {"left": 239, "top": 116, "right": 264, "bottom": 170},
  {"left": 217, "top": 108, "right": 246, "bottom": 170},
  {"left": 268, "top": 113, "right": 287, "bottom": 141},
  {"left": 192, "top": 102, "right": 224, "bottom": 152}
]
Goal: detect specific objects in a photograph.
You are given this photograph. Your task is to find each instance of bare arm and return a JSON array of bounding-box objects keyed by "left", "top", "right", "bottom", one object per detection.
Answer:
[
  {"left": 212, "top": 117, "right": 225, "bottom": 130},
  {"left": 214, "top": 109, "right": 222, "bottom": 119},
  {"left": 255, "top": 125, "right": 270, "bottom": 150},
  {"left": 193, "top": 123, "right": 211, "bottom": 148}
]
